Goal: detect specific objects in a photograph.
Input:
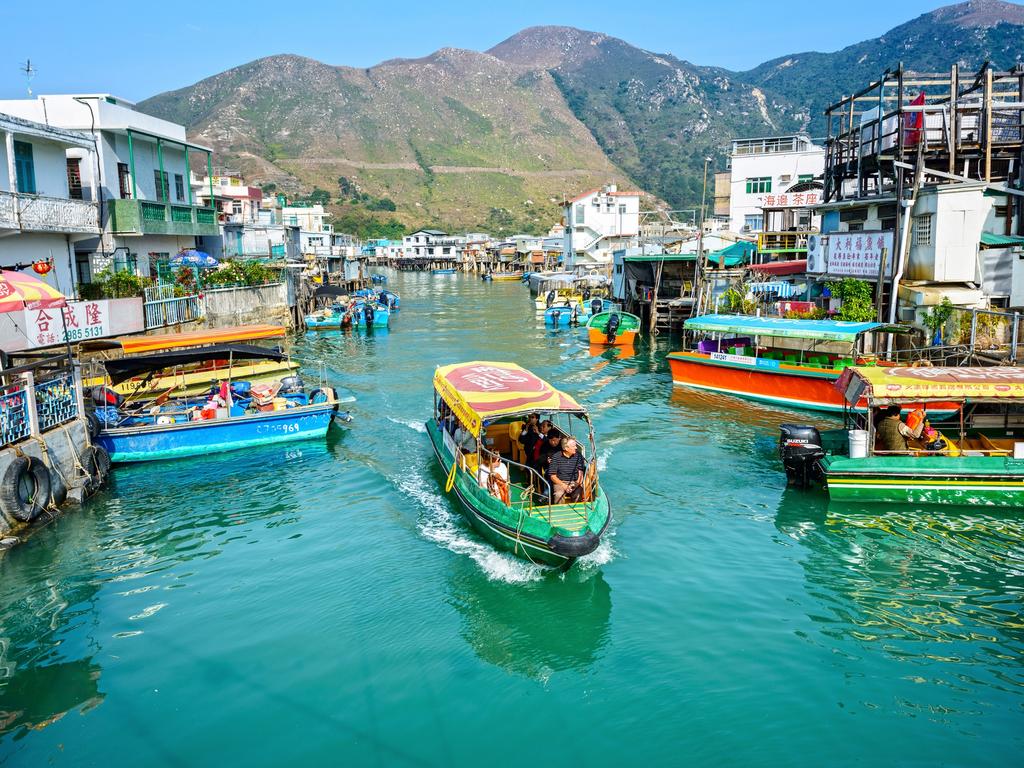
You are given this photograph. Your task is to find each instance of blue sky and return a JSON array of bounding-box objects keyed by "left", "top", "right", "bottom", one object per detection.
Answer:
[{"left": 1, "top": 0, "right": 976, "bottom": 102}]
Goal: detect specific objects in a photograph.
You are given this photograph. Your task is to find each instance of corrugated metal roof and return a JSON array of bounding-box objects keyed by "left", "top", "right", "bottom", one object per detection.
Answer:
[{"left": 980, "top": 232, "right": 1024, "bottom": 248}]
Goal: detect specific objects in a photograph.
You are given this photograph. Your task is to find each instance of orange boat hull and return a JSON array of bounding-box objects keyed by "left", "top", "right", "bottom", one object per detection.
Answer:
[
  {"left": 667, "top": 352, "right": 959, "bottom": 416},
  {"left": 588, "top": 327, "right": 638, "bottom": 347}
]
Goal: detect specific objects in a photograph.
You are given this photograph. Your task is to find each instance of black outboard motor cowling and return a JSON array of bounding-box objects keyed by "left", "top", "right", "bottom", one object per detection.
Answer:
[
  {"left": 590, "top": 298, "right": 603, "bottom": 316},
  {"left": 546, "top": 290, "right": 556, "bottom": 308},
  {"left": 279, "top": 375, "right": 305, "bottom": 394},
  {"left": 606, "top": 312, "right": 621, "bottom": 343},
  {"left": 779, "top": 424, "right": 824, "bottom": 488},
  {"left": 363, "top": 303, "right": 375, "bottom": 326}
]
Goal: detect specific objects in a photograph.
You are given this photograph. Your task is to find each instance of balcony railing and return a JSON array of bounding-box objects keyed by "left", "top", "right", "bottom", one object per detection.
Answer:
[
  {"left": 757, "top": 231, "right": 812, "bottom": 254},
  {"left": 108, "top": 198, "right": 220, "bottom": 237},
  {"left": 0, "top": 190, "right": 100, "bottom": 234}
]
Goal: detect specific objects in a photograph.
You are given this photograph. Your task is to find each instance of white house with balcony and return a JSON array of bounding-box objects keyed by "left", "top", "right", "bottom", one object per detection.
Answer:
[
  {"left": 562, "top": 184, "right": 640, "bottom": 268},
  {"left": 727, "top": 134, "right": 824, "bottom": 235},
  {"left": 401, "top": 229, "right": 466, "bottom": 260},
  {"left": 0, "top": 112, "right": 101, "bottom": 296},
  {"left": 0, "top": 94, "right": 219, "bottom": 284}
]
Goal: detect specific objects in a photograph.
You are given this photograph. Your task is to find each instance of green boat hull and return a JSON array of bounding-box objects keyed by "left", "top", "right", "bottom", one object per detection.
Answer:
[
  {"left": 426, "top": 420, "right": 611, "bottom": 567},
  {"left": 821, "top": 454, "right": 1024, "bottom": 508}
]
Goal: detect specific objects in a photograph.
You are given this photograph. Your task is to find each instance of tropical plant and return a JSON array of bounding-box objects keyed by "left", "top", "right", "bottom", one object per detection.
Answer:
[
  {"left": 78, "top": 268, "right": 151, "bottom": 300},
  {"left": 921, "top": 297, "right": 953, "bottom": 344},
  {"left": 825, "top": 278, "right": 876, "bottom": 322}
]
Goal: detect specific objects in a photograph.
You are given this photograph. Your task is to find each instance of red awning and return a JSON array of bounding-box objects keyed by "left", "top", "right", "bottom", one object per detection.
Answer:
[{"left": 749, "top": 259, "right": 807, "bottom": 276}]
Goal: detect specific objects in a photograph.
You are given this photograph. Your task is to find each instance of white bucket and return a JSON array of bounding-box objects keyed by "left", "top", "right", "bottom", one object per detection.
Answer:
[
  {"left": 848, "top": 429, "right": 869, "bottom": 459},
  {"left": 1015, "top": 442, "right": 1024, "bottom": 460}
]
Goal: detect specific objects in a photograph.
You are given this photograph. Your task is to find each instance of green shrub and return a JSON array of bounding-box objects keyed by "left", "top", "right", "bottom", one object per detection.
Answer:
[{"left": 826, "top": 279, "right": 876, "bottom": 322}]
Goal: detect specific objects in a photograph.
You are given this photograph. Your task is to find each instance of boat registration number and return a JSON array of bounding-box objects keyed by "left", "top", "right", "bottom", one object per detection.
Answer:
[{"left": 709, "top": 352, "right": 780, "bottom": 370}]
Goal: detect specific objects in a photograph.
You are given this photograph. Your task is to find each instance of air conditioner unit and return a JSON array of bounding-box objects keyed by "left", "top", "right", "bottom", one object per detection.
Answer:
[
  {"left": 779, "top": 174, "right": 792, "bottom": 182},
  {"left": 898, "top": 306, "right": 917, "bottom": 323}
]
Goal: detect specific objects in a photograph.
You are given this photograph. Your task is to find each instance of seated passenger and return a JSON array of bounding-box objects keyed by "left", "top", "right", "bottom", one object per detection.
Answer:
[
  {"left": 477, "top": 452, "right": 510, "bottom": 504},
  {"left": 536, "top": 427, "right": 562, "bottom": 475},
  {"left": 453, "top": 422, "right": 477, "bottom": 454},
  {"left": 548, "top": 438, "right": 586, "bottom": 504},
  {"left": 876, "top": 405, "right": 924, "bottom": 453},
  {"left": 519, "top": 413, "right": 541, "bottom": 462}
]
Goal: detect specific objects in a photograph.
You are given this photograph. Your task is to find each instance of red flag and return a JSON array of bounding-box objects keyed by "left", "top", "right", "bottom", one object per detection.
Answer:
[{"left": 904, "top": 91, "right": 925, "bottom": 146}]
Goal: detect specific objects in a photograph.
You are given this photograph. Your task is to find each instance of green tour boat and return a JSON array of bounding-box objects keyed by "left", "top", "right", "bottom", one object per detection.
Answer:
[
  {"left": 779, "top": 365, "right": 1024, "bottom": 507},
  {"left": 427, "top": 361, "right": 612, "bottom": 567}
]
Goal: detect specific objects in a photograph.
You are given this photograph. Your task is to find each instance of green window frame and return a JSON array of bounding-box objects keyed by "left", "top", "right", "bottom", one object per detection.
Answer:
[
  {"left": 13, "top": 141, "right": 36, "bottom": 194},
  {"left": 153, "top": 170, "right": 169, "bottom": 202},
  {"left": 797, "top": 174, "right": 814, "bottom": 184},
  {"left": 745, "top": 177, "right": 771, "bottom": 194}
]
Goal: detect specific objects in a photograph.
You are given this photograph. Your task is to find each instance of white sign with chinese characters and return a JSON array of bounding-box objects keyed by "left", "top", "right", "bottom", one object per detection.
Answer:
[
  {"left": 23, "top": 300, "right": 111, "bottom": 349},
  {"left": 757, "top": 191, "right": 821, "bottom": 208},
  {"left": 807, "top": 231, "right": 895, "bottom": 280}
]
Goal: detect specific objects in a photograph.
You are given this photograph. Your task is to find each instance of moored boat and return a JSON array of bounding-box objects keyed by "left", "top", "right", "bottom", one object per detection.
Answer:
[
  {"left": 432, "top": 268, "right": 457, "bottom": 275},
  {"left": 426, "top": 361, "right": 611, "bottom": 567},
  {"left": 668, "top": 314, "right": 956, "bottom": 415},
  {"left": 585, "top": 311, "right": 640, "bottom": 346},
  {"left": 92, "top": 344, "right": 346, "bottom": 463},
  {"left": 779, "top": 366, "right": 1024, "bottom": 507}
]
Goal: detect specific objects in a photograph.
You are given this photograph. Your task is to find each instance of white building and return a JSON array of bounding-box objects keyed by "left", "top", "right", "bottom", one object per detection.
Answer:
[
  {"left": 727, "top": 134, "right": 824, "bottom": 234},
  {"left": 0, "top": 112, "right": 101, "bottom": 296},
  {"left": 401, "top": 229, "right": 465, "bottom": 260},
  {"left": 562, "top": 184, "right": 640, "bottom": 267},
  {"left": 0, "top": 94, "right": 219, "bottom": 283}
]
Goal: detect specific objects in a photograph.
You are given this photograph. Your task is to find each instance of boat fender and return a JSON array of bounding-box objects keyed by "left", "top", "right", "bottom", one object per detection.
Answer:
[
  {"left": 78, "top": 445, "right": 111, "bottom": 492},
  {"left": 0, "top": 456, "right": 52, "bottom": 522},
  {"left": 548, "top": 530, "right": 600, "bottom": 559},
  {"left": 86, "top": 411, "right": 101, "bottom": 439},
  {"left": 308, "top": 388, "right": 329, "bottom": 405},
  {"left": 49, "top": 467, "right": 68, "bottom": 508}
]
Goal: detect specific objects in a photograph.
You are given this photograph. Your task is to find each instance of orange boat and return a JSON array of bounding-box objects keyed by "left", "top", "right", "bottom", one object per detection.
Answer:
[
  {"left": 585, "top": 311, "right": 641, "bottom": 347},
  {"left": 668, "top": 315, "right": 957, "bottom": 415}
]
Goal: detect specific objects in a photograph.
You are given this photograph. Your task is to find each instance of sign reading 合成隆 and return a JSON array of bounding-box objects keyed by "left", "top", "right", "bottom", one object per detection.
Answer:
[
  {"left": 808, "top": 231, "right": 895, "bottom": 280},
  {"left": 24, "top": 300, "right": 111, "bottom": 349}
]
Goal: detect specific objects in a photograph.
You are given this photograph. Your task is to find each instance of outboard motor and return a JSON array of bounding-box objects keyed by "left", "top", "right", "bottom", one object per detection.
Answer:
[
  {"left": 590, "top": 298, "right": 603, "bottom": 316},
  {"left": 582, "top": 288, "right": 591, "bottom": 301},
  {"left": 363, "top": 303, "right": 375, "bottom": 326},
  {"left": 279, "top": 375, "right": 305, "bottom": 395},
  {"left": 546, "top": 290, "right": 556, "bottom": 308},
  {"left": 779, "top": 424, "right": 824, "bottom": 488},
  {"left": 605, "top": 312, "right": 621, "bottom": 344},
  {"left": 550, "top": 309, "right": 561, "bottom": 325}
]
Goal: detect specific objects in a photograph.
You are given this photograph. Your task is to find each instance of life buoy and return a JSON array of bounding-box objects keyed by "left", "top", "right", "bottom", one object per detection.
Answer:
[{"left": 0, "top": 456, "right": 52, "bottom": 522}]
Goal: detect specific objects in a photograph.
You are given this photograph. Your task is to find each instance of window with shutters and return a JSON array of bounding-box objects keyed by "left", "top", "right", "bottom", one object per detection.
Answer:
[
  {"left": 66, "top": 158, "right": 83, "bottom": 199},
  {"left": 13, "top": 141, "right": 36, "bottom": 194},
  {"left": 914, "top": 214, "right": 933, "bottom": 246},
  {"left": 175, "top": 174, "right": 185, "bottom": 202},
  {"left": 153, "top": 170, "right": 169, "bottom": 201}
]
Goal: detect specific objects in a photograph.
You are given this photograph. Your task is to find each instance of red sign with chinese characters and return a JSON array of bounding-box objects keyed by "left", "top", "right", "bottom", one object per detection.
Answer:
[{"left": 24, "top": 300, "right": 110, "bottom": 348}]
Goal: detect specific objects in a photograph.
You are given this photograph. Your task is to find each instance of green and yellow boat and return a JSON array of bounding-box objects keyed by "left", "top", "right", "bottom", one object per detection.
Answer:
[
  {"left": 779, "top": 365, "right": 1024, "bottom": 507},
  {"left": 427, "top": 361, "right": 612, "bottom": 567}
]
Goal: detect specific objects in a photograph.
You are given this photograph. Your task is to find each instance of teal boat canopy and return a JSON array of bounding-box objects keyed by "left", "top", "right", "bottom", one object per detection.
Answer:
[{"left": 684, "top": 314, "right": 910, "bottom": 342}]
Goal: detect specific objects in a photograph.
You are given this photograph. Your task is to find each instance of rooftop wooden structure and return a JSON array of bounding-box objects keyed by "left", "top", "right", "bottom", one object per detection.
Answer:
[{"left": 823, "top": 62, "right": 1024, "bottom": 211}]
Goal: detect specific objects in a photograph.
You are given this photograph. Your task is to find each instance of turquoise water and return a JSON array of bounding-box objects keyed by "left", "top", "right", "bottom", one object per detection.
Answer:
[{"left": 1, "top": 273, "right": 1022, "bottom": 766}]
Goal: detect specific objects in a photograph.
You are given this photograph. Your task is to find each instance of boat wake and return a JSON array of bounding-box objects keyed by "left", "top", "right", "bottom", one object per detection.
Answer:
[
  {"left": 398, "top": 476, "right": 545, "bottom": 583},
  {"left": 576, "top": 530, "right": 617, "bottom": 570},
  {"left": 386, "top": 416, "right": 427, "bottom": 433}
]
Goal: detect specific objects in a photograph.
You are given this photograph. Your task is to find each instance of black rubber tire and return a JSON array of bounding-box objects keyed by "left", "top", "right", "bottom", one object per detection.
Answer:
[
  {"left": 308, "top": 388, "right": 327, "bottom": 405},
  {"left": 93, "top": 445, "right": 112, "bottom": 483},
  {"left": 78, "top": 446, "right": 101, "bottom": 491},
  {"left": 0, "top": 456, "right": 52, "bottom": 522},
  {"left": 86, "top": 411, "right": 101, "bottom": 439}
]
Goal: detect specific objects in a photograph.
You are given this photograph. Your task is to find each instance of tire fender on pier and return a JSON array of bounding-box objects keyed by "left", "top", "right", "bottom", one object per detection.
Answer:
[{"left": 0, "top": 456, "right": 53, "bottom": 522}]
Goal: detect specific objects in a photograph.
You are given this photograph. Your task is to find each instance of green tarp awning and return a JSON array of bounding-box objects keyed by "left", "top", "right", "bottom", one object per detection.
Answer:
[{"left": 980, "top": 232, "right": 1024, "bottom": 248}]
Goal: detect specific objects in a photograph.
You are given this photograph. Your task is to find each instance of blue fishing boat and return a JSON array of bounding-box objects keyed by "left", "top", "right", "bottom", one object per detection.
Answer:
[
  {"left": 305, "top": 304, "right": 351, "bottom": 329},
  {"left": 91, "top": 344, "right": 347, "bottom": 463},
  {"left": 379, "top": 289, "right": 400, "bottom": 310},
  {"left": 371, "top": 274, "right": 388, "bottom": 284},
  {"left": 544, "top": 303, "right": 587, "bottom": 327},
  {"left": 350, "top": 301, "right": 390, "bottom": 329}
]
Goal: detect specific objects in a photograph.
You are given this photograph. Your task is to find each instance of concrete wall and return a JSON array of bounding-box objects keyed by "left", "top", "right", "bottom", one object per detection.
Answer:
[
  {"left": 0, "top": 232, "right": 77, "bottom": 296},
  {"left": 0, "top": 419, "right": 93, "bottom": 540},
  {"left": 202, "top": 283, "right": 289, "bottom": 327}
]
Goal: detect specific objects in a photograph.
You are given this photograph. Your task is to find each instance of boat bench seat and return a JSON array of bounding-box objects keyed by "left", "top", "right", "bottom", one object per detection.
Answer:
[{"left": 978, "top": 434, "right": 1014, "bottom": 455}]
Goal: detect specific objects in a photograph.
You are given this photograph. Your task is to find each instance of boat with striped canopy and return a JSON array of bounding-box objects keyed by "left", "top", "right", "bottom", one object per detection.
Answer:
[
  {"left": 426, "top": 361, "right": 612, "bottom": 567},
  {"left": 779, "top": 366, "right": 1024, "bottom": 507}
]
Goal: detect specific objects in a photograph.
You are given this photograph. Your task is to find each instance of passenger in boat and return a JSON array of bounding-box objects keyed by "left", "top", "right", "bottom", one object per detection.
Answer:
[
  {"left": 454, "top": 421, "right": 477, "bottom": 453},
  {"left": 536, "top": 427, "right": 562, "bottom": 474},
  {"left": 477, "top": 452, "right": 510, "bottom": 503},
  {"left": 519, "top": 413, "right": 541, "bottom": 462},
  {"left": 548, "top": 438, "right": 586, "bottom": 504},
  {"left": 876, "top": 405, "right": 925, "bottom": 453}
]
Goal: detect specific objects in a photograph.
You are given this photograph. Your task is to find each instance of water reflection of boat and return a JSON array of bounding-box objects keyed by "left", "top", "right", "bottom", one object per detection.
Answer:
[{"left": 448, "top": 566, "right": 612, "bottom": 680}]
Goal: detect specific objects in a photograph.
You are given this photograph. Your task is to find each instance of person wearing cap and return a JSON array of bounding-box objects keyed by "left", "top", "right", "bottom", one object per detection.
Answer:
[{"left": 548, "top": 437, "right": 586, "bottom": 504}]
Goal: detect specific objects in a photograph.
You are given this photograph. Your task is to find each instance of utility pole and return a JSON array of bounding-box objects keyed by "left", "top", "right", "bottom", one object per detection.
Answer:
[{"left": 695, "top": 157, "right": 713, "bottom": 318}]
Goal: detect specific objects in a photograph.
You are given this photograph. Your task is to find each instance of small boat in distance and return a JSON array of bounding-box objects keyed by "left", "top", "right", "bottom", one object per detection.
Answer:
[
  {"left": 426, "top": 361, "right": 612, "bottom": 567},
  {"left": 779, "top": 365, "right": 1024, "bottom": 507},
  {"left": 432, "top": 268, "right": 457, "bottom": 275},
  {"left": 586, "top": 311, "right": 640, "bottom": 346}
]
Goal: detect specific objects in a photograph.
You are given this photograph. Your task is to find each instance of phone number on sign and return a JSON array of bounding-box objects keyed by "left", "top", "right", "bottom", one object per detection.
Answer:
[{"left": 62, "top": 326, "right": 106, "bottom": 341}]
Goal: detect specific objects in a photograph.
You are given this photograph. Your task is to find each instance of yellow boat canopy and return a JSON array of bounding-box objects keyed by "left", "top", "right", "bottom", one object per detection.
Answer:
[
  {"left": 838, "top": 365, "right": 1024, "bottom": 404},
  {"left": 434, "top": 361, "right": 586, "bottom": 437},
  {"left": 82, "top": 324, "right": 286, "bottom": 355}
]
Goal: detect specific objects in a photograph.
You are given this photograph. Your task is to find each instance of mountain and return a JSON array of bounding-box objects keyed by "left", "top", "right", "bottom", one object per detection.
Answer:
[
  {"left": 139, "top": 1, "right": 1024, "bottom": 233},
  {"left": 742, "top": 0, "right": 1024, "bottom": 136},
  {"left": 139, "top": 50, "right": 631, "bottom": 236},
  {"left": 489, "top": 27, "right": 806, "bottom": 213}
]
